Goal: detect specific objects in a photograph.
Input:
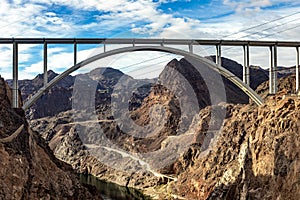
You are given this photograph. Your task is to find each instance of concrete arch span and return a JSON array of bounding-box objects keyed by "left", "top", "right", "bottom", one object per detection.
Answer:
[{"left": 22, "top": 45, "right": 263, "bottom": 110}]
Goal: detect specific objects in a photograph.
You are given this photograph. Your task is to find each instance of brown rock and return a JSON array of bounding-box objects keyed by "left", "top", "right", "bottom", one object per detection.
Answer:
[{"left": 0, "top": 77, "right": 102, "bottom": 199}]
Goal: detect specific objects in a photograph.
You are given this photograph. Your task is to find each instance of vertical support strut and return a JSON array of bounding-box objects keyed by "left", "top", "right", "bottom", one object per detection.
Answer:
[
  {"left": 74, "top": 41, "right": 77, "bottom": 66},
  {"left": 296, "top": 47, "right": 299, "bottom": 94},
  {"left": 189, "top": 44, "right": 193, "bottom": 53},
  {"left": 12, "top": 41, "right": 18, "bottom": 108},
  {"left": 269, "top": 45, "right": 278, "bottom": 94},
  {"left": 43, "top": 42, "right": 48, "bottom": 87},
  {"left": 216, "top": 44, "right": 222, "bottom": 66},
  {"left": 269, "top": 46, "right": 274, "bottom": 94},
  {"left": 273, "top": 45, "right": 278, "bottom": 94},
  {"left": 243, "top": 45, "right": 250, "bottom": 85}
]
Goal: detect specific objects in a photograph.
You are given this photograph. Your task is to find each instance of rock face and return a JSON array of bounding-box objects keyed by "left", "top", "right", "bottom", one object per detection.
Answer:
[
  {"left": 30, "top": 110, "right": 164, "bottom": 190},
  {"left": 0, "top": 77, "right": 102, "bottom": 199},
  {"left": 28, "top": 57, "right": 263, "bottom": 194},
  {"left": 20, "top": 56, "right": 300, "bottom": 199},
  {"left": 170, "top": 94, "right": 300, "bottom": 200}
]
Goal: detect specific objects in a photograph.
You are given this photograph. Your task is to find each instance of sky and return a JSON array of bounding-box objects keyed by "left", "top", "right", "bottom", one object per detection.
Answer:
[{"left": 1, "top": 0, "right": 300, "bottom": 79}]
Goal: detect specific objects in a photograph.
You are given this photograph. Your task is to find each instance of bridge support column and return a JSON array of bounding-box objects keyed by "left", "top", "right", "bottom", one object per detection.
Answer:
[
  {"left": 296, "top": 47, "right": 300, "bottom": 94},
  {"left": 243, "top": 45, "right": 250, "bottom": 86},
  {"left": 216, "top": 44, "right": 221, "bottom": 66},
  {"left": 269, "top": 45, "right": 278, "bottom": 94},
  {"left": 189, "top": 44, "right": 193, "bottom": 53},
  {"left": 43, "top": 42, "right": 48, "bottom": 87},
  {"left": 74, "top": 41, "right": 77, "bottom": 66},
  {"left": 12, "top": 42, "right": 19, "bottom": 108}
]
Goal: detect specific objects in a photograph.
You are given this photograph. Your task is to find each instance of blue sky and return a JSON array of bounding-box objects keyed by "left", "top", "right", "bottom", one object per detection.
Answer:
[{"left": 1, "top": 0, "right": 300, "bottom": 79}]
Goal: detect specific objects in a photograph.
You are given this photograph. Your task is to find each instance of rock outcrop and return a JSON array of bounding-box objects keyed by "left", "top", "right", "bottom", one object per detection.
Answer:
[
  {"left": 27, "top": 57, "right": 258, "bottom": 195},
  {"left": 22, "top": 57, "right": 300, "bottom": 199},
  {"left": 167, "top": 94, "right": 300, "bottom": 200},
  {"left": 0, "top": 76, "right": 102, "bottom": 199}
]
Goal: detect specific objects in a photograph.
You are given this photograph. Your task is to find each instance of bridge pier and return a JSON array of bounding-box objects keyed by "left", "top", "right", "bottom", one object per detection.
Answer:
[
  {"left": 189, "top": 44, "right": 193, "bottom": 53},
  {"left": 43, "top": 42, "right": 48, "bottom": 87},
  {"left": 269, "top": 45, "right": 278, "bottom": 94},
  {"left": 296, "top": 47, "right": 300, "bottom": 94},
  {"left": 12, "top": 41, "right": 19, "bottom": 108},
  {"left": 216, "top": 44, "right": 222, "bottom": 66},
  {"left": 74, "top": 41, "right": 77, "bottom": 66},
  {"left": 243, "top": 45, "right": 250, "bottom": 86}
]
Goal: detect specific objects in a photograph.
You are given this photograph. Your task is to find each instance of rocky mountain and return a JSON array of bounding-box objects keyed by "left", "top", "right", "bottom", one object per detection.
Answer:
[
  {"left": 10, "top": 56, "right": 283, "bottom": 120},
  {"left": 0, "top": 76, "right": 102, "bottom": 199},
  {"left": 10, "top": 68, "right": 151, "bottom": 120},
  {"left": 13, "top": 56, "right": 300, "bottom": 199},
  {"left": 7, "top": 70, "right": 75, "bottom": 119},
  {"left": 167, "top": 93, "right": 300, "bottom": 200},
  {"left": 29, "top": 67, "right": 300, "bottom": 199}
]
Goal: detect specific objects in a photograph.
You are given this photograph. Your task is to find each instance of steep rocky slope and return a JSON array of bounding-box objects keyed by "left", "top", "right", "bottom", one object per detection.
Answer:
[
  {"left": 28, "top": 57, "right": 268, "bottom": 191},
  {"left": 0, "top": 76, "right": 102, "bottom": 199},
  {"left": 26, "top": 57, "right": 300, "bottom": 199},
  {"left": 167, "top": 94, "right": 300, "bottom": 200},
  {"left": 31, "top": 76, "right": 300, "bottom": 200}
]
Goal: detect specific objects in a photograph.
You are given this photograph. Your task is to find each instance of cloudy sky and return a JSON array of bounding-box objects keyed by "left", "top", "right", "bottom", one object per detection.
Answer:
[{"left": 1, "top": 0, "right": 300, "bottom": 79}]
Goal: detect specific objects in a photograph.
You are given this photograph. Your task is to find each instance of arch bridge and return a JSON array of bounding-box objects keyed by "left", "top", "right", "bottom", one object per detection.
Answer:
[{"left": 1, "top": 38, "right": 300, "bottom": 109}]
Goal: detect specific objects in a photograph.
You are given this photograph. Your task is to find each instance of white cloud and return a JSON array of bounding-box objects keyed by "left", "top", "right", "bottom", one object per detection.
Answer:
[
  {"left": 224, "top": 0, "right": 272, "bottom": 12},
  {"left": 0, "top": 0, "right": 300, "bottom": 80}
]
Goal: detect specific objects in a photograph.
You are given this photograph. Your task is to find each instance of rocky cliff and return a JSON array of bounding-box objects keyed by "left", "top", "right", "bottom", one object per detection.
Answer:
[
  {"left": 24, "top": 57, "right": 300, "bottom": 199},
  {"left": 167, "top": 93, "right": 300, "bottom": 200},
  {"left": 0, "top": 76, "right": 102, "bottom": 199}
]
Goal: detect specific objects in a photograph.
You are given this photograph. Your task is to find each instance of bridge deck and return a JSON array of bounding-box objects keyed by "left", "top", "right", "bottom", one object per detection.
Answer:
[
  {"left": 0, "top": 38, "right": 300, "bottom": 47},
  {"left": 2, "top": 38, "right": 300, "bottom": 108}
]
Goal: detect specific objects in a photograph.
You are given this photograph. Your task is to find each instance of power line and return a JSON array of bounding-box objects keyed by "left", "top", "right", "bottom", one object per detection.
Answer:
[
  {"left": 198, "top": 11, "right": 300, "bottom": 54},
  {"left": 117, "top": 52, "right": 172, "bottom": 71},
  {"left": 239, "top": 16, "right": 300, "bottom": 39},
  {"left": 220, "top": 19, "right": 300, "bottom": 54},
  {"left": 221, "top": 11, "right": 300, "bottom": 39},
  {"left": 263, "top": 23, "right": 300, "bottom": 38}
]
